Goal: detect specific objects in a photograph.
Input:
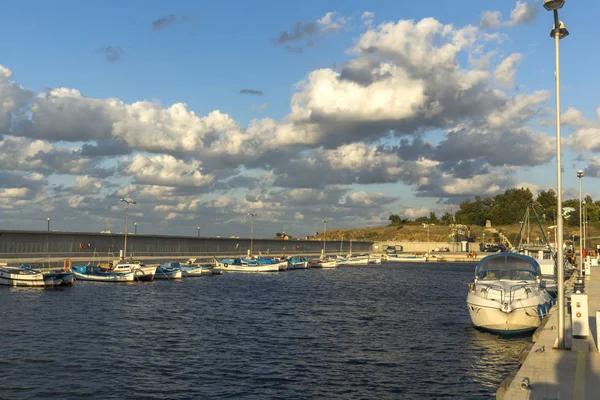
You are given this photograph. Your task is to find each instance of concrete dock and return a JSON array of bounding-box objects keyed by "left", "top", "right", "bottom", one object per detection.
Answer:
[{"left": 499, "top": 269, "right": 600, "bottom": 399}]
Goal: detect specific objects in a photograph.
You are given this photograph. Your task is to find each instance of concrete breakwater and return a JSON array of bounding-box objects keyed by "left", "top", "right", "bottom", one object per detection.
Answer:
[{"left": 0, "top": 229, "right": 373, "bottom": 261}]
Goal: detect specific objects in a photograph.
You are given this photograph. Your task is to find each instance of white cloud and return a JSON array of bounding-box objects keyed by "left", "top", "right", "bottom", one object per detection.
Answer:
[
  {"left": 494, "top": 53, "right": 523, "bottom": 88},
  {"left": 361, "top": 11, "right": 375, "bottom": 27},
  {"left": 122, "top": 154, "right": 215, "bottom": 187},
  {"left": 480, "top": 1, "right": 540, "bottom": 29},
  {"left": 480, "top": 11, "right": 503, "bottom": 29},
  {"left": 317, "top": 12, "right": 348, "bottom": 33},
  {"left": 510, "top": 1, "right": 539, "bottom": 26}
]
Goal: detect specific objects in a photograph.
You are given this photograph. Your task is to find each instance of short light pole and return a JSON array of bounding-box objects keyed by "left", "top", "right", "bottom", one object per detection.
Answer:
[
  {"left": 197, "top": 226, "right": 200, "bottom": 237},
  {"left": 47, "top": 217, "right": 50, "bottom": 232},
  {"left": 322, "top": 219, "right": 328, "bottom": 255},
  {"left": 544, "top": 0, "right": 568, "bottom": 350},
  {"left": 120, "top": 198, "right": 136, "bottom": 260},
  {"left": 578, "top": 169, "right": 584, "bottom": 276},
  {"left": 248, "top": 213, "right": 257, "bottom": 256}
]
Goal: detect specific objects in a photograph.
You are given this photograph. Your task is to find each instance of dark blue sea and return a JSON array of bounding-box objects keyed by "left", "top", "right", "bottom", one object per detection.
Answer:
[{"left": 0, "top": 262, "right": 530, "bottom": 399}]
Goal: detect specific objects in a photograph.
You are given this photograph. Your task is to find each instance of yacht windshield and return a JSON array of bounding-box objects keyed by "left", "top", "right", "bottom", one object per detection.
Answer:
[{"left": 479, "top": 269, "right": 536, "bottom": 281}]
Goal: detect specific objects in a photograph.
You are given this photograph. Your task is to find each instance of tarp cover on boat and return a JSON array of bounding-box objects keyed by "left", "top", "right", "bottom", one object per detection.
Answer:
[{"left": 475, "top": 253, "right": 541, "bottom": 277}]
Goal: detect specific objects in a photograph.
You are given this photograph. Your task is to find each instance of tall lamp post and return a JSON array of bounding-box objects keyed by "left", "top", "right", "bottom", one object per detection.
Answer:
[
  {"left": 120, "top": 198, "right": 136, "bottom": 260},
  {"left": 578, "top": 169, "right": 584, "bottom": 276},
  {"left": 583, "top": 201, "right": 587, "bottom": 250},
  {"left": 47, "top": 217, "right": 50, "bottom": 232},
  {"left": 248, "top": 213, "right": 257, "bottom": 256},
  {"left": 134, "top": 222, "right": 137, "bottom": 234},
  {"left": 544, "top": 0, "right": 569, "bottom": 350},
  {"left": 322, "top": 220, "right": 328, "bottom": 255},
  {"left": 197, "top": 226, "right": 200, "bottom": 238}
]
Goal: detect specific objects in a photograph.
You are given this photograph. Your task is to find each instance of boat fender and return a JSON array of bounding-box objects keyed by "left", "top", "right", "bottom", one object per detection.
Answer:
[
  {"left": 224, "top": 263, "right": 228, "bottom": 268},
  {"left": 536, "top": 304, "right": 545, "bottom": 320},
  {"left": 64, "top": 258, "right": 72, "bottom": 271},
  {"left": 79, "top": 242, "right": 85, "bottom": 249}
]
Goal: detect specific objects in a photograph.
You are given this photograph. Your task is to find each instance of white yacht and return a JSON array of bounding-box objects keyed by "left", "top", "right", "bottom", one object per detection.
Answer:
[{"left": 466, "top": 253, "right": 554, "bottom": 334}]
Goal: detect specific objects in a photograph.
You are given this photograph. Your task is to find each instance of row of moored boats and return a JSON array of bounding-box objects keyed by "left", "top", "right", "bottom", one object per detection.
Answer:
[{"left": 0, "top": 252, "right": 393, "bottom": 286}]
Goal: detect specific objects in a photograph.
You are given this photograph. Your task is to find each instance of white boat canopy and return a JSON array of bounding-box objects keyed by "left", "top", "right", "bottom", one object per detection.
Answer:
[{"left": 475, "top": 253, "right": 542, "bottom": 281}]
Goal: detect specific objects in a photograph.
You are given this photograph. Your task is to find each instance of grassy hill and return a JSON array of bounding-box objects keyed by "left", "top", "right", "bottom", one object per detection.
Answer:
[{"left": 313, "top": 224, "right": 598, "bottom": 248}]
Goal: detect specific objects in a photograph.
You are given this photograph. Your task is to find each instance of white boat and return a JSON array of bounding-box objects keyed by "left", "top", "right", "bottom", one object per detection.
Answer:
[
  {"left": 72, "top": 265, "right": 135, "bottom": 282},
  {"left": 112, "top": 260, "right": 157, "bottom": 281},
  {"left": 309, "top": 256, "right": 338, "bottom": 268},
  {"left": 155, "top": 265, "right": 183, "bottom": 280},
  {"left": 0, "top": 264, "right": 74, "bottom": 287},
  {"left": 384, "top": 254, "right": 428, "bottom": 262},
  {"left": 214, "top": 258, "right": 282, "bottom": 272},
  {"left": 466, "top": 253, "right": 553, "bottom": 334}
]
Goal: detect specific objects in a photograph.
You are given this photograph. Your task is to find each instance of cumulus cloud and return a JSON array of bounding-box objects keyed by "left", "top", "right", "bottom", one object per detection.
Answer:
[
  {"left": 121, "top": 154, "right": 215, "bottom": 188},
  {"left": 361, "top": 11, "right": 375, "bottom": 27}
]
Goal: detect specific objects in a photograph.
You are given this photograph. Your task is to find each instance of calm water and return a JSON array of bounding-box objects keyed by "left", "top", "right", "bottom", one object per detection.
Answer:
[{"left": 0, "top": 262, "right": 530, "bottom": 399}]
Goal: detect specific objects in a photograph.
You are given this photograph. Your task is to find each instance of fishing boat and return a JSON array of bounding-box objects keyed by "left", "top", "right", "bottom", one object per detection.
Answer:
[
  {"left": 0, "top": 263, "right": 74, "bottom": 287},
  {"left": 384, "top": 254, "right": 428, "bottom": 262},
  {"left": 287, "top": 257, "right": 309, "bottom": 269},
  {"left": 183, "top": 259, "right": 222, "bottom": 276},
  {"left": 112, "top": 260, "right": 156, "bottom": 281},
  {"left": 155, "top": 264, "right": 183, "bottom": 280},
  {"left": 72, "top": 264, "right": 135, "bottom": 282},
  {"left": 466, "top": 253, "right": 553, "bottom": 334},
  {"left": 309, "top": 256, "right": 338, "bottom": 268},
  {"left": 214, "top": 258, "right": 282, "bottom": 272}
]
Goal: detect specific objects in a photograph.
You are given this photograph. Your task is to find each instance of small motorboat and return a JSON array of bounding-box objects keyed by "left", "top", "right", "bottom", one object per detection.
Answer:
[
  {"left": 214, "top": 258, "right": 282, "bottom": 272},
  {"left": 155, "top": 264, "right": 183, "bottom": 280}
]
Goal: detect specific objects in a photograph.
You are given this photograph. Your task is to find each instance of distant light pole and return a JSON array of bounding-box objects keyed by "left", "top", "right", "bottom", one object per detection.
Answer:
[
  {"left": 47, "top": 217, "right": 50, "bottom": 232},
  {"left": 197, "top": 226, "right": 200, "bottom": 238},
  {"left": 423, "top": 223, "right": 433, "bottom": 254},
  {"left": 578, "top": 169, "right": 584, "bottom": 276},
  {"left": 322, "top": 219, "right": 328, "bottom": 254},
  {"left": 120, "top": 198, "right": 136, "bottom": 260},
  {"left": 248, "top": 213, "right": 257, "bottom": 256},
  {"left": 544, "top": 0, "right": 568, "bottom": 350},
  {"left": 134, "top": 222, "right": 137, "bottom": 235},
  {"left": 583, "top": 201, "right": 588, "bottom": 250}
]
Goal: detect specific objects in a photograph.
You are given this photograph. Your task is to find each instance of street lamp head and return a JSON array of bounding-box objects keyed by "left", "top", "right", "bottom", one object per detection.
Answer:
[
  {"left": 543, "top": 0, "right": 565, "bottom": 11},
  {"left": 550, "top": 21, "right": 569, "bottom": 39},
  {"left": 577, "top": 169, "right": 584, "bottom": 178},
  {"left": 120, "top": 198, "right": 125, "bottom": 202}
]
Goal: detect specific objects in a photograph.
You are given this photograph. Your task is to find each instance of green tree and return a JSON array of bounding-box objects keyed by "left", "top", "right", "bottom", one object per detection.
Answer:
[{"left": 536, "top": 189, "right": 557, "bottom": 222}]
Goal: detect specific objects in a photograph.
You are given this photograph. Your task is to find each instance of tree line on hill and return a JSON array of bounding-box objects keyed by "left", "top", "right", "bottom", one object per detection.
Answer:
[{"left": 389, "top": 188, "right": 597, "bottom": 227}]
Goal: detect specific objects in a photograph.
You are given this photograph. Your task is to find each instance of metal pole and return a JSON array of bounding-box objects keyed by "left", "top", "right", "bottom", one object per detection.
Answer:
[
  {"left": 553, "top": 11, "right": 565, "bottom": 349},
  {"left": 134, "top": 222, "right": 137, "bottom": 234},
  {"left": 323, "top": 220, "right": 328, "bottom": 253},
  {"left": 197, "top": 226, "right": 200, "bottom": 237},
  {"left": 427, "top": 225, "right": 430, "bottom": 254},
  {"left": 579, "top": 176, "right": 583, "bottom": 275},
  {"left": 47, "top": 217, "right": 50, "bottom": 232},
  {"left": 124, "top": 202, "right": 129, "bottom": 260}
]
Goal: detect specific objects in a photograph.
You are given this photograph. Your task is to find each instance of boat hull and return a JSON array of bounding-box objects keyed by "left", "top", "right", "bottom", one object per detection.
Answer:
[
  {"left": 1, "top": 267, "right": 73, "bottom": 287},
  {"left": 73, "top": 271, "right": 135, "bottom": 282},
  {"left": 155, "top": 269, "right": 183, "bottom": 279},
  {"left": 215, "top": 259, "right": 281, "bottom": 272},
  {"left": 466, "top": 293, "right": 552, "bottom": 333}
]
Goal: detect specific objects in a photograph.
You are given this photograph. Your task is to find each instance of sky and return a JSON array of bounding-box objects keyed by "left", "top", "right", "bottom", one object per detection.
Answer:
[{"left": 1, "top": 0, "right": 600, "bottom": 238}]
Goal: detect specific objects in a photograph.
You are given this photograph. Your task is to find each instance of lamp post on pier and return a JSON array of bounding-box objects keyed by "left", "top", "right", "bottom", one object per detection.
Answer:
[
  {"left": 120, "top": 198, "right": 136, "bottom": 260},
  {"left": 578, "top": 170, "right": 584, "bottom": 276},
  {"left": 197, "top": 226, "right": 200, "bottom": 238},
  {"left": 47, "top": 217, "right": 50, "bottom": 232},
  {"left": 134, "top": 222, "right": 137, "bottom": 235},
  {"left": 322, "top": 220, "right": 328, "bottom": 255},
  {"left": 543, "top": 0, "right": 569, "bottom": 350},
  {"left": 248, "top": 213, "right": 257, "bottom": 256}
]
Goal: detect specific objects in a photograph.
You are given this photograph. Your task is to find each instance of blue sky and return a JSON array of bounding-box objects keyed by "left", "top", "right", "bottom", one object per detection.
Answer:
[{"left": 0, "top": 0, "right": 599, "bottom": 237}]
